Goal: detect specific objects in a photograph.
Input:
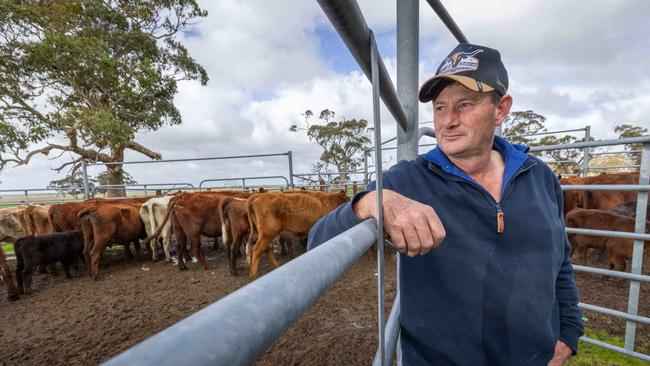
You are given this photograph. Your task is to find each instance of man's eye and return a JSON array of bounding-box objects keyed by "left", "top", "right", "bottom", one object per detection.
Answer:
[
  {"left": 458, "top": 102, "right": 471, "bottom": 111},
  {"left": 434, "top": 106, "right": 445, "bottom": 112}
]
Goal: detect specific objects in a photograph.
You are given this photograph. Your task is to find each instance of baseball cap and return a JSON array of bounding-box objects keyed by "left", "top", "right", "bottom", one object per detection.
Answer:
[{"left": 418, "top": 43, "right": 508, "bottom": 103}]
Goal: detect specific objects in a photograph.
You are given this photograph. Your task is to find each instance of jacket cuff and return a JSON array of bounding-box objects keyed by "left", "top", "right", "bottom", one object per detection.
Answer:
[
  {"left": 559, "top": 325, "right": 583, "bottom": 355},
  {"left": 335, "top": 193, "right": 368, "bottom": 228}
]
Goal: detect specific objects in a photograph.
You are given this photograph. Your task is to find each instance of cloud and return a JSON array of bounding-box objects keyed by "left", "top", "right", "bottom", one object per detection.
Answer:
[{"left": 2, "top": 0, "right": 649, "bottom": 192}]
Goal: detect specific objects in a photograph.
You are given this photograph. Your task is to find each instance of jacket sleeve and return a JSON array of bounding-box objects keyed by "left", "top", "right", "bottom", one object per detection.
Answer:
[
  {"left": 307, "top": 175, "right": 393, "bottom": 251},
  {"left": 553, "top": 177, "right": 585, "bottom": 354}
]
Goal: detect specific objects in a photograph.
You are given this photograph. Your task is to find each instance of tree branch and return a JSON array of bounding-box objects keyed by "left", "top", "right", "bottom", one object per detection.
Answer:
[{"left": 126, "top": 140, "right": 162, "bottom": 160}]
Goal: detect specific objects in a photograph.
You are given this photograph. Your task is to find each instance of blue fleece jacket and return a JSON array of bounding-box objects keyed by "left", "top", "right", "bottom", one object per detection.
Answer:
[{"left": 307, "top": 136, "right": 584, "bottom": 365}]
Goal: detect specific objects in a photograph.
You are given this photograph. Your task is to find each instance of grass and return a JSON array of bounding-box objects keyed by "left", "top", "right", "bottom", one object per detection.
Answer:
[
  {"left": 567, "top": 328, "right": 650, "bottom": 366},
  {"left": 2, "top": 243, "right": 13, "bottom": 254}
]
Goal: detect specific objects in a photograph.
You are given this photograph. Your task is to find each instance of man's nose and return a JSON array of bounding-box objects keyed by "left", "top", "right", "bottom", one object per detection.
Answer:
[{"left": 437, "top": 108, "right": 459, "bottom": 130}]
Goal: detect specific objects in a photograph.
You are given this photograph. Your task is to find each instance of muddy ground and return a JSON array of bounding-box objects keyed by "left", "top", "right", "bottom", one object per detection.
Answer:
[{"left": 0, "top": 244, "right": 647, "bottom": 365}]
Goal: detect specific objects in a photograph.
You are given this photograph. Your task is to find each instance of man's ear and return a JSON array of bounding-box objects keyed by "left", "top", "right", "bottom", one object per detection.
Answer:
[{"left": 494, "top": 94, "right": 513, "bottom": 127}]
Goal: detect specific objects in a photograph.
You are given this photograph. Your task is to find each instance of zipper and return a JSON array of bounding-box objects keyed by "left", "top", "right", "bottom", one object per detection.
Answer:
[{"left": 430, "top": 160, "right": 537, "bottom": 234}]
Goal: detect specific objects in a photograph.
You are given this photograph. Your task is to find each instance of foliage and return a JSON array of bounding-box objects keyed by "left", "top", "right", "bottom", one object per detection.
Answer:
[
  {"left": 615, "top": 124, "right": 648, "bottom": 165},
  {"left": 47, "top": 170, "right": 92, "bottom": 198},
  {"left": 539, "top": 134, "right": 582, "bottom": 175},
  {"left": 291, "top": 109, "right": 371, "bottom": 181},
  {"left": 0, "top": 0, "right": 208, "bottom": 196},
  {"left": 92, "top": 170, "right": 137, "bottom": 195},
  {"left": 1, "top": 243, "right": 12, "bottom": 254},
  {"left": 502, "top": 110, "right": 547, "bottom": 146}
]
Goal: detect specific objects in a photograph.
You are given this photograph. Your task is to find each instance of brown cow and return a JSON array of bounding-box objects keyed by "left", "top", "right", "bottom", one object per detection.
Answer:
[
  {"left": 605, "top": 237, "right": 650, "bottom": 271},
  {"left": 79, "top": 202, "right": 146, "bottom": 279},
  {"left": 145, "top": 191, "right": 249, "bottom": 271},
  {"left": 246, "top": 190, "right": 350, "bottom": 278},
  {"left": 0, "top": 245, "right": 19, "bottom": 301},
  {"left": 50, "top": 197, "right": 152, "bottom": 232},
  {"left": 219, "top": 196, "right": 249, "bottom": 275},
  {"left": 0, "top": 206, "right": 26, "bottom": 244},
  {"left": 565, "top": 208, "right": 649, "bottom": 266},
  {"left": 21, "top": 204, "right": 54, "bottom": 236},
  {"left": 560, "top": 173, "right": 640, "bottom": 217}
]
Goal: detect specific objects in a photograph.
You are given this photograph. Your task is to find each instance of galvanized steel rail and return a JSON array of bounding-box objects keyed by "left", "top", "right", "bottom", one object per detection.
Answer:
[{"left": 103, "top": 220, "right": 378, "bottom": 366}]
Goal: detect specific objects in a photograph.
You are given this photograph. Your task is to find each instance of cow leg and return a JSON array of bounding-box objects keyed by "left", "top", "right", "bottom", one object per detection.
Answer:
[
  {"left": 163, "top": 227, "right": 172, "bottom": 263},
  {"left": 49, "top": 263, "right": 58, "bottom": 276},
  {"left": 189, "top": 233, "right": 208, "bottom": 270},
  {"left": 133, "top": 241, "right": 142, "bottom": 261},
  {"left": 265, "top": 247, "right": 279, "bottom": 268},
  {"left": 62, "top": 260, "right": 72, "bottom": 279},
  {"left": 22, "top": 259, "right": 34, "bottom": 295},
  {"left": 250, "top": 235, "right": 272, "bottom": 279},
  {"left": 123, "top": 243, "right": 134, "bottom": 260},
  {"left": 1, "top": 264, "right": 19, "bottom": 301},
  {"left": 230, "top": 232, "right": 242, "bottom": 276},
  {"left": 176, "top": 234, "right": 189, "bottom": 271},
  {"left": 37, "top": 264, "right": 48, "bottom": 274},
  {"left": 149, "top": 238, "right": 158, "bottom": 262}
]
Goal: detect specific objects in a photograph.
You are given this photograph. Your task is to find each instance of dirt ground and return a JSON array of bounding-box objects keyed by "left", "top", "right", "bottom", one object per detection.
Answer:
[{"left": 0, "top": 243, "right": 647, "bottom": 366}]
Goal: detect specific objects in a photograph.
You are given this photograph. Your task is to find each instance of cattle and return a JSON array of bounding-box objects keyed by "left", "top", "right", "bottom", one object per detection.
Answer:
[
  {"left": 140, "top": 195, "right": 174, "bottom": 262},
  {"left": 605, "top": 237, "right": 650, "bottom": 271},
  {"left": 0, "top": 206, "right": 26, "bottom": 244},
  {"left": 560, "top": 172, "right": 640, "bottom": 217},
  {"left": 49, "top": 196, "right": 152, "bottom": 232},
  {"left": 78, "top": 202, "right": 146, "bottom": 279},
  {"left": 565, "top": 208, "right": 649, "bottom": 266},
  {"left": 14, "top": 230, "right": 85, "bottom": 294},
  {"left": 21, "top": 204, "right": 54, "bottom": 236},
  {"left": 246, "top": 190, "right": 350, "bottom": 278},
  {"left": 219, "top": 197, "right": 249, "bottom": 275},
  {"left": 144, "top": 191, "right": 249, "bottom": 271},
  {"left": 0, "top": 245, "right": 19, "bottom": 301},
  {"left": 609, "top": 201, "right": 650, "bottom": 218}
]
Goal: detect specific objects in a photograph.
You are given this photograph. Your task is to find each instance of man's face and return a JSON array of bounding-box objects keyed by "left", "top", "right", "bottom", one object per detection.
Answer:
[{"left": 433, "top": 82, "right": 506, "bottom": 160}]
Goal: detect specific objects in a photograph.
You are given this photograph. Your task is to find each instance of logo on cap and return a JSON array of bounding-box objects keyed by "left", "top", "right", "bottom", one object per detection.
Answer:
[{"left": 438, "top": 49, "right": 483, "bottom": 75}]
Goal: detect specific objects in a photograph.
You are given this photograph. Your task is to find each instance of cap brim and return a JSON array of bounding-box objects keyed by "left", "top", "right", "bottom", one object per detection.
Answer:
[{"left": 418, "top": 74, "right": 495, "bottom": 103}]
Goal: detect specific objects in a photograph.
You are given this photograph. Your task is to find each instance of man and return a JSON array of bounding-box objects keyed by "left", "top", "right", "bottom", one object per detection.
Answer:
[{"left": 307, "top": 43, "right": 583, "bottom": 365}]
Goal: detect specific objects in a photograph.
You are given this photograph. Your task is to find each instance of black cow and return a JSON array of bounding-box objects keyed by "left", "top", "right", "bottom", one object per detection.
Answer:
[{"left": 14, "top": 230, "right": 84, "bottom": 295}]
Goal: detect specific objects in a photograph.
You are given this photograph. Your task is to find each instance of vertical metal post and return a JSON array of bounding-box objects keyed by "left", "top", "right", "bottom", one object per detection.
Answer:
[
  {"left": 582, "top": 126, "right": 591, "bottom": 177},
  {"left": 624, "top": 142, "right": 650, "bottom": 350},
  {"left": 24, "top": 190, "right": 28, "bottom": 203},
  {"left": 364, "top": 149, "right": 369, "bottom": 189},
  {"left": 288, "top": 151, "right": 294, "bottom": 189},
  {"left": 396, "top": 0, "right": 419, "bottom": 161},
  {"left": 242, "top": 178, "right": 246, "bottom": 191},
  {"left": 81, "top": 160, "right": 90, "bottom": 199},
  {"left": 370, "top": 31, "right": 386, "bottom": 366},
  {"left": 144, "top": 185, "right": 148, "bottom": 197},
  {"left": 396, "top": 2, "right": 418, "bottom": 363}
]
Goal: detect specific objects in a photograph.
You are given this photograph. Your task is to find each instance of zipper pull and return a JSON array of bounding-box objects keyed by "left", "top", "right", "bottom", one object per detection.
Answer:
[{"left": 496, "top": 206, "right": 504, "bottom": 234}]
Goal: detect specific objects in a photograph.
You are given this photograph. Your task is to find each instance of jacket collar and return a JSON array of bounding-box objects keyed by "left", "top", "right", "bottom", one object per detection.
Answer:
[{"left": 422, "top": 135, "right": 531, "bottom": 194}]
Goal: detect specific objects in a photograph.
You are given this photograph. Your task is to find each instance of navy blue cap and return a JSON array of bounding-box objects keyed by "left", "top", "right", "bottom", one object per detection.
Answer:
[{"left": 419, "top": 43, "right": 509, "bottom": 102}]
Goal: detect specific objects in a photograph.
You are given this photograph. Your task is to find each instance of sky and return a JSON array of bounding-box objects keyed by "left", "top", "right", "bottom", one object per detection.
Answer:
[{"left": 1, "top": 0, "right": 650, "bottom": 193}]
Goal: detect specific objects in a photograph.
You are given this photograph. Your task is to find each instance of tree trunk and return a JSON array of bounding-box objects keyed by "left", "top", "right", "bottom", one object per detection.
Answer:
[{"left": 106, "top": 148, "right": 126, "bottom": 197}]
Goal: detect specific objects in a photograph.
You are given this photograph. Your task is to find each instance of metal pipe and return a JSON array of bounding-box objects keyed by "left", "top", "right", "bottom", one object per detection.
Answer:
[
  {"left": 561, "top": 184, "right": 650, "bottom": 192},
  {"left": 418, "top": 127, "right": 436, "bottom": 140},
  {"left": 579, "top": 303, "right": 650, "bottom": 325},
  {"left": 316, "top": 0, "right": 408, "bottom": 131},
  {"left": 424, "top": 0, "right": 468, "bottom": 43},
  {"left": 103, "top": 220, "right": 378, "bottom": 366},
  {"left": 199, "top": 176, "right": 289, "bottom": 189},
  {"left": 587, "top": 165, "right": 640, "bottom": 170},
  {"left": 81, "top": 160, "right": 90, "bottom": 199},
  {"left": 396, "top": 0, "right": 419, "bottom": 161},
  {"left": 579, "top": 337, "right": 650, "bottom": 362},
  {"left": 572, "top": 265, "right": 650, "bottom": 283},
  {"left": 503, "top": 127, "right": 587, "bottom": 139},
  {"left": 370, "top": 32, "right": 386, "bottom": 366},
  {"left": 625, "top": 142, "right": 650, "bottom": 350},
  {"left": 565, "top": 227, "right": 650, "bottom": 241},
  {"left": 288, "top": 151, "right": 294, "bottom": 189},
  {"left": 86, "top": 152, "right": 291, "bottom": 167},
  {"left": 373, "top": 295, "right": 401, "bottom": 366},
  {"left": 529, "top": 136, "right": 650, "bottom": 152},
  {"left": 590, "top": 150, "right": 642, "bottom": 156}
]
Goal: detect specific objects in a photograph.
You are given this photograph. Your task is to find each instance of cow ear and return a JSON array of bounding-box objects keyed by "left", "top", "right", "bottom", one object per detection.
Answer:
[
  {"left": 340, "top": 190, "right": 346, "bottom": 197},
  {"left": 558, "top": 174, "right": 563, "bottom": 180}
]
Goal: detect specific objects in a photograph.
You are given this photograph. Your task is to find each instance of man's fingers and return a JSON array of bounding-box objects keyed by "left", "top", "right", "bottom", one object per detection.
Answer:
[
  {"left": 414, "top": 215, "right": 435, "bottom": 255},
  {"left": 388, "top": 228, "right": 407, "bottom": 254},
  {"left": 402, "top": 223, "right": 422, "bottom": 257}
]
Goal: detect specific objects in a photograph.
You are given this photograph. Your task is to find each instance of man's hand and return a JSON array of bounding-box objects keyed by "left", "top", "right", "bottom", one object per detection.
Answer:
[
  {"left": 547, "top": 340, "right": 573, "bottom": 366},
  {"left": 353, "top": 189, "right": 445, "bottom": 256}
]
